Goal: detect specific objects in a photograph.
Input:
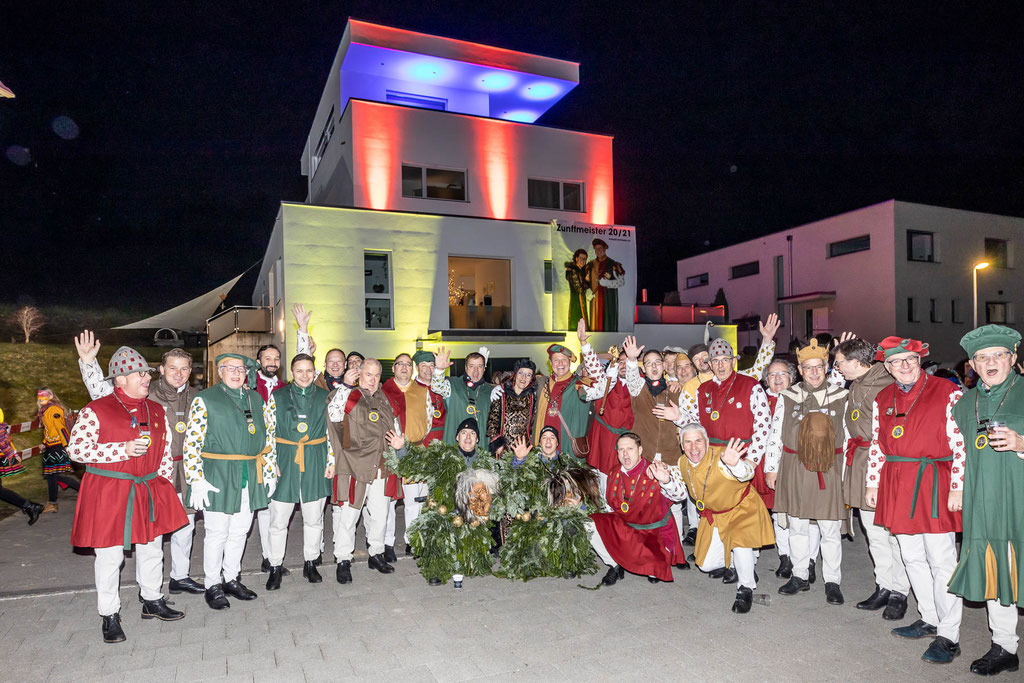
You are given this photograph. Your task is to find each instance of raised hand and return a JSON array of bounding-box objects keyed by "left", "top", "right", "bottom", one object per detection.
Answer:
[
  {"left": 434, "top": 346, "right": 452, "bottom": 371},
  {"left": 292, "top": 303, "right": 312, "bottom": 332},
  {"left": 74, "top": 329, "right": 101, "bottom": 364},
  {"left": 759, "top": 313, "right": 781, "bottom": 341},
  {"left": 385, "top": 429, "right": 406, "bottom": 451},
  {"left": 511, "top": 434, "right": 531, "bottom": 460},
  {"left": 577, "top": 317, "right": 591, "bottom": 345},
  {"left": 652, "top": 401, "right": 682, "bottom": 423},
  {"left": 647, "top": 458, "right": 671, "bottom": 483},
  {"left": 720, "top": 438, "right": 749, "bottom": 467},
  {"left": 622, "top": 335, "right": 644, "bottom": 361},
  {"left": 308, "top": 336, "right": 317, "bottom": 356},
  {"left": 837, "top": 331, "right": 856, "bottom": 346},
  {"left": 343, "top": 367, "right": 360, "bottom": 386}
]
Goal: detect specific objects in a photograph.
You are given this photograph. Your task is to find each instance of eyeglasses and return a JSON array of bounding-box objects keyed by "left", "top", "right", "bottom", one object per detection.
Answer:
[
  {"left": 885, "top": 356, "right": 920, "bottom": 368},
  {"left": 709, "top": 357, "right": 734, "bottom": 365},
  {"left": 972, "top": 351, "right": 1013, "bottom": 363},
  {"left": 220, "top": 365, "right": 247, "bottom": 374},
  {"left": 800, "top": 363, "right": 825, "bottom": 371}
]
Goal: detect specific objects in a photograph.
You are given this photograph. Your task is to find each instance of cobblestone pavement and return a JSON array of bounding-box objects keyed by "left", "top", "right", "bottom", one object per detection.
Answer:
[{"left": 0, "top": 497, "right": 1017, "bottom": 681}]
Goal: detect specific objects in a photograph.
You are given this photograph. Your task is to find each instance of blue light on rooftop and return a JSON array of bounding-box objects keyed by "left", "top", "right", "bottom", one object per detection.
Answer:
[
  {"left": 478, "top": 71, "right": 517, "bottom": 92},
  {"left": 500, "top": 110, "right": 539, "bottom": 123},
  {"left": 521, "top": 82, "right": 561, "bottom": 100},
  {"left": 406, "top": 59, "right": 449, "bottom": 83}
]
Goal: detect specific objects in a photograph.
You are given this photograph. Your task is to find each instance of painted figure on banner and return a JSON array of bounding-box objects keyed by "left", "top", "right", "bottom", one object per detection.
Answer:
[{"left": 585, "top": 238, "right": 625, "bottom": 332}]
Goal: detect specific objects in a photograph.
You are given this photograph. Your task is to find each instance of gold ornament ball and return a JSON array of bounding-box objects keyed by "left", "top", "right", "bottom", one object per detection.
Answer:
[
  {"left": 428, "top": 499, "right": 437, "bottom": 508},
  {"left": 470, "top": 519, "right": 481, "bottom": 528},
  {"left": 514, "top": 513, "right": 523, "bottom": 521},
  {"left": 437, "top": 505, "right": 448, "bottom": 515},
  {"left": 521, "top": 512, "right": 531, "bottom": 522},
  {"left": 452, "top": 515, "right": 464, "bottom": 527}
]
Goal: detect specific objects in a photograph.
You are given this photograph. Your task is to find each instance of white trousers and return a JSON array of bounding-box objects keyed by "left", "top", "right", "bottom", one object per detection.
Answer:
[
  {"left": 670, "top": 502, "right": 685, "bottom": 540},
  {"left": 584, "top": 519, "right": 615, "bottom": 567},
  {"left": 698, "top": 527, "right": 757, "bottom": 589},
  {"left": 774, "top": 512, "right": 820, "bottom": 559},
  {"left": 334, "top": 477, "right": 389, "bottom": 561},
  {"left": 385, "top": 498, "right": 398, "bottom": 547},
  {"left": 861, "top": 509, "right": 910, "bottom": 594},
  {"left": 686, "top": 497, "right": 698, "bottom": 531},
  {"left": 169, "top": 493, "right": 196, "bottom": 581},
  {"left": 203, "top": 488, "right": 253, "bottom": 587},
  {"left": 400, "top": 482, "right": 427, "bottom": 544},
  {"left": 268, "top": 498, "right": 325, "bottom": 565},
  {"left": 790, "top": 517, "right": 842, "bottom": 583},
  {"left": 896, "top": 532, "right": 962, "bottom": 642},
  {"left": 94, "top": 538, "right": 163, "bottom": 616},
  {"left": 988, "top": 600, "right": 1020, "bottom": 654},
  {"left": 257, "top": 506, "right": 271, "bottom": 559}
]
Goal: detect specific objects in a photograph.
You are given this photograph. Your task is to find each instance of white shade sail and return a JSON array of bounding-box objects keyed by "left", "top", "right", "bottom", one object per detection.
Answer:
[{"left": 114, "top": 272, "right": 245, "bottom": 331}]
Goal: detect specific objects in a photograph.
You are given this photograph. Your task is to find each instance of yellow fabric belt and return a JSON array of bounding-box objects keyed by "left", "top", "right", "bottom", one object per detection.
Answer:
[
  {"left": 202, "top": 444, "right": 272, "bottom": 483},
  {"left": 274, "top": 435, "right": 327, "bottom": 473}
]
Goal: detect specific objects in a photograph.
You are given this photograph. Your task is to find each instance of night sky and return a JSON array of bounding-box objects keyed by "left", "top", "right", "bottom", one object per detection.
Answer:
[{"left": 2, "top": 2, "right": 1022, "bottom": 313}]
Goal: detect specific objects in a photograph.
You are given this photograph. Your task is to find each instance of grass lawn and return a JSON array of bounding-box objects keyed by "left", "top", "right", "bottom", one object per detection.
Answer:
[{"left": 0, "top": 342, "right": 166, "bottom": 519}]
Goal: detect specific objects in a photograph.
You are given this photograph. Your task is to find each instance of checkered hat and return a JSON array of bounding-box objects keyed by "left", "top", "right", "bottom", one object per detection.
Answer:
[
  {"left": 707, "top": 338, "right": 735, "bottom": 359},
  {"left": 104, "top": 346, "right": 156, "bottom": 380}
]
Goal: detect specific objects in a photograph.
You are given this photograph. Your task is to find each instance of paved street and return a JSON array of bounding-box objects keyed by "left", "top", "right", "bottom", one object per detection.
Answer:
[{"left": 0, "top": 495, "right": 1015, "bottom": 682}]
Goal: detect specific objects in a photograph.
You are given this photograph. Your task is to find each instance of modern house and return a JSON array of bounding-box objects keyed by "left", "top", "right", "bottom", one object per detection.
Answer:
[{"left": 675, "top": 200, "right": 1024, "bottom": 362}]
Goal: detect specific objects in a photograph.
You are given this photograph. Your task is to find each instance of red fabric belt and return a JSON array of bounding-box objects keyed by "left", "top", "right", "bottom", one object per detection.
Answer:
[
  {"left": 845, "top": 437, "right": 871, "bottom": 467},
  {"left": 784, "top": 446, "right": 842, "bottom": 490},
  {"left": 172, "top": 456, "right": 183, "bottom": 462},
  {"left": 700, "top": 482, "right": 752, "bottom": 525}
]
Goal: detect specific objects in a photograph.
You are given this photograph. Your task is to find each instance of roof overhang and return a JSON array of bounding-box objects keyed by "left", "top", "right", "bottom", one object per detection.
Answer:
[{"left": 777, "top": 291, "right": 837, "bottom": 304}]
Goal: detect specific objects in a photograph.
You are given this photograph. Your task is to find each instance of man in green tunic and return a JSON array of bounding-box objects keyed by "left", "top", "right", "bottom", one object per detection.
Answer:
[
  {"left": 265, "top": 353, "right": 334, "bottom": 590},
  {"left": 948, "top": 325, "right": 1024, "bottom": 676},
  {"left": 431, "top": 346, "right": 494, "bottom": 444},
  {"left": 184, "top": 353, "right": 275, "bottom": 610}
]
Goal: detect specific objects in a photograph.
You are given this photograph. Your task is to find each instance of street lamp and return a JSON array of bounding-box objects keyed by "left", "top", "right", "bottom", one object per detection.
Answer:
[{"left": 973, "top": 261, "right": 990, "bottom": 329}]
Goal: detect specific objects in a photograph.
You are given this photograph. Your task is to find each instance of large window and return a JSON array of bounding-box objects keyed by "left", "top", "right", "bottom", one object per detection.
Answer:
[
  {"left": 929, "top": 298, "right": 942, "bottom": 323},
  {"left": 448, "top": 256, "right": 511, "bottom": 329},
  {"left": 907, "top": 230, "right": 935, "bottom": 262},
  {"left": 364, "top": 251, "right": 393, "bottom": 330},
  {"left": 685, "top": 272, "right": 708, "bottom": 289},
  {"left": 951, "top": 298, "right": 964, "bottom": 323},
  {"left": 985, "top": 238, "right": 1009, "bottom": 268},
  {"left": 827, "top": 235, "right": 870, "bottom": 258},
  {"left": 730, "top": 260, "right": 760, "bottom": 279},
  {"left": 402, "top": 165, "right": 467, "bottom": 201},
  {"left": 528, "top": 178, "right": 583, "bottom": 212}
]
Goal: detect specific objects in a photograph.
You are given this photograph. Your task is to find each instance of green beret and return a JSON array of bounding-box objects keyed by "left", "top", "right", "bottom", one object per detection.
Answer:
[
  {"left": 412, "top": 350, "right": 434, "bottom": 365},
  {"left": 959, "top": 324, "right": 1021, "bottom": 357},
  {"left": 546, "top": 343, "right": 577, "bottom": 362}
]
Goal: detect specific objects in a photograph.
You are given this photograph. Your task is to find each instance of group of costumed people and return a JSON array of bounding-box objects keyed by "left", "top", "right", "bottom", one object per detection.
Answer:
[{"left": 59, "top": 307, "right": 1024, "bottom": 677}]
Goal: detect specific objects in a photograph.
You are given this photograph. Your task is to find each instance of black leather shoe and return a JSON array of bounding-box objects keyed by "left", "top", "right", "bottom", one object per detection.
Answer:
[
  {"left": 602, "top": 565, "right": 624, "bottom": 586},
  {"left": 856, "top": 585, "right": 891, "bottom": 611},
  {"left": 428, "top": 577, "right": 443, "bottom": 586},
  {"left": 405, "top": 545, "right": 414, "bottom": 557},
  {"left": 775, "top": 554, "right": 793, "bottom": 579},
  {"left": 222, "top": 579, "right": 257, "bottom": 601},
  {"left": 808, "top": 559, "right": 816, "bottom": 584},
  {"left": 260, "top": 557, "right": 288, "bottom": 576},
  {"left": 336, "top": 560, "right": 352, "bottom": 584},
  {"left": 205, "top": 584, "right": 230, "bottom": 610},
  {"left": 647, "top": 576, "right": 661, "bottom": 583},
  {"left": 141, "top": 598, "right": 184, "bottom": 621},
  {"left": 883, "top": 591, "right": 908, "bottom": 621},
  {"left": 707, "top": 567, "right": 728, "bottom": 580},
  {"left": 101, "top": 612, "right": 126, "bottom": 643},
  {"left": 23, "top": 502, "right": 44, "bottom": 525},
  {"left": 732, "top": 586, "right": 753, "bottom": 614},
  {"left": 313, "top": 553, "right": 323, "bottom": 567},
  {"left": 675, "top": 562, "right": 691, "bottom": 570},
  {"left": 892, "top": 619, "right": 937, "bottom": 639},
  {"left": 303, "top": 561, "right": 322, "bottom": 584},
  {"left": 383, "top": 545, "right": 397, "bottom": 563},
  {"left": 825, "top": 582, "right": 844, "bottom": 605},
  {"left": 169, "top": 577, "right": 205, "bottom": 594},
  {"left": 970, "top": 644, "right": 1019, "bottom": 676},
  {"left": 683, "top": 528, "right": 697, "bottom": 546},
  {"left": 778, "top": 577, "right": 810, "bottom": 595},
  {"left": 722, "top": 567, "right": 738, "bottom": 584},
  {"left": 266, "top": 566, "right": 283, "bottom": 591},
  {"left": 368, "top": 554, "right": 395, "bottom": 574},
  {"left": 922, "top": 636, "right": 960, "bottom": 664}
]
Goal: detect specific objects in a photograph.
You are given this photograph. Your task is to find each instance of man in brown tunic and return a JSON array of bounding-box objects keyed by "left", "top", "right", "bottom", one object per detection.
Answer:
[
  {"left": 326, "top": 359, "right": 399, "bottom": 583},
  {"left": 765, "top": 339, "right": 849, "bottom": 605}
]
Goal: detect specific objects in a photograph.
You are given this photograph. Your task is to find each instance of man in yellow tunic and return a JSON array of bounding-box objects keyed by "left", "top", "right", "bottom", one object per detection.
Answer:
[{"left": 650, "top": 423, "right": 774, "bottom": 613}]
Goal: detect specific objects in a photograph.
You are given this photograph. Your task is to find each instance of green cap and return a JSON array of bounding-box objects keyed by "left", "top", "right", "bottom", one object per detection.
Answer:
[
  {"left": 216, "top": 353, "right": 259, "bottom": 387},
  {"left": 959, "top": 324, "right": 1021, "bottom": 357},
  {"left": 412, "top": 350, "right": 434, "bottom": 365}
]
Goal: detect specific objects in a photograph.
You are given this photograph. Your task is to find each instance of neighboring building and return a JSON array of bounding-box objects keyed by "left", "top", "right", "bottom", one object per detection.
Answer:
[
  {"left": 253, "top": 19, "right": 717, "bottom": 374},
  {"left": 676, "top": 200, "right": 1024, "bottom": 362}
]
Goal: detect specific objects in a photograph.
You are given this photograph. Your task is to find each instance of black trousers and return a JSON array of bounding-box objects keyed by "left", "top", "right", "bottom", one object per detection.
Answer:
[
  {"left": 0, "top": 477, "right": 33, "bottom": 510},
  {"left": 45, "top": 473, "right": 79, "bottom": 502}
]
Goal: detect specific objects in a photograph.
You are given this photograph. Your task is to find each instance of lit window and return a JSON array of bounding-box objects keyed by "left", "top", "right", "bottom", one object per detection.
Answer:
[
  {"left": 985, "top": 238, "right": 1009, "bottom": 268},
  {"left": 364, "top": 251, "right": 393, "bottom": 330},
  {"left": 385, "top": 90, "right": 447, "bottom": 111},
  {"left": 686, "top": 273, "right": 709, "bottom": 289},
  {"left": 402, "top": 165, "right": 467, "bottom": 202},
  {"left": 730, "top": 261, "right": 759, "bottom": 279},
  {"left": 907, "top": 230, "right": 935, "bottom": 262},
  {"left": 828, "top": 235, "right": 870, "bottom": 258},
  {"left": 448, "top": 256, "right": 511, "bottom": 330},
  {"left": 528, "top": 178, "right": 584, "bottom": 212}
]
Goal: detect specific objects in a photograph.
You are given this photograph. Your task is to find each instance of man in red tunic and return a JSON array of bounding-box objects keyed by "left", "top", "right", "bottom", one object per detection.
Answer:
[
  {"left": 864, "top": 336, "right": 965, "bottom": 665},
  {"left": 68, "top": 346, "right": 188, "bottom": 643},
  {"left": 585, "top": 352, "right": 635, "bottom": 490},
  {"left": 586, "top": 432, "right": 686, "bottom": 584}
]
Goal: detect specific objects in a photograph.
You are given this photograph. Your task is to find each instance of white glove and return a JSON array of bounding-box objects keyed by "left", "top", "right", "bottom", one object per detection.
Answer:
[
  {"left": 490, "top": 384, "right": 504, "bottom": 401},
  {"left": 189, "top": 478, "right": 220, "bottom": 510},
  {"left": 266, "top": 477, "right": 278, "bottom": 498}
]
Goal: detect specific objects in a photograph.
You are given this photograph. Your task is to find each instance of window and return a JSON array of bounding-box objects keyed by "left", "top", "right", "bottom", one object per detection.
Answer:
[
  {"left": 402, "top": 165, "right": 467, "bottom": 201},
  {"left": 907, "top": 297, "right": 919, "bottom": 323},
  {"left": 929, "top": 298, "right": 942, "bottom": 323},
  {"left": 364, "top": 251, "right": 393, "bottom": 330},
  {"left": 685, "top": 272, "right": 708, "bottom": 289},
  {"left": 543, "top": 260, "right": 553, "bottom": 293},
  {"left": 528, "top": 178, "right": 584, "bottom": 212},
  {"left": 730, "top": 260, "right": 760, "bottom": 279},
  {"left": 448, "top": 256, "right": 511, "bottom": 329},
  {"left": 385, "top": 90, "right": 447, "bottom": 111},
  {"left": 827, "top": 235, "right": 870, "bottom": 258},
  {"left": 310, "top": 106, "right": 335, "bottom": 178},
  {"left": 907, "top": 230, "right": 935, "bottom": 262},
  {"left": 985, "top": 238, "right": 1009, "bottom": 268},
  {"left": 951, "top": 298, "right": 964, "bottom": 323},
  {"left": 987, "top": 302, "right": 1008, "bottom": 324},
  {"left": 774, "top": 255, "right": 786, "bottom": 325}
]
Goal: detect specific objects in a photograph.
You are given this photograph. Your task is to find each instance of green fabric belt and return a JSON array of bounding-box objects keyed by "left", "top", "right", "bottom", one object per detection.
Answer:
[
  {"left": 594, "top": 414, "right": 630, "bottom": 436},
  {"left": 86, "top": 466, "right": 158, "bottom": 550},
  {"left": 628, "top": 510, "right": 672, "bottom": 531},
  {"left": 884, "top": 453, "right": 954, "bottom": 519},
  {"left": 709, "top": 437, "right": 752, "bottom": 446}
]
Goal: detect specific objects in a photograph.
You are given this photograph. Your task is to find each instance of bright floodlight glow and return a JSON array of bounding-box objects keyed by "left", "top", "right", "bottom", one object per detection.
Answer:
[
  {"left": 407, "top": 59, "right": 448, "bottom": 82},
  {"left": 478, "top": 71, "right": 516, "bottom": 91},
  {"left": 521, "top": 82, "right": 561, "bottom": 100},
  {"left": 500, "top": 110, "right": 538, "bottom": 123},
  {"left": 975, "top": 262, "right": 990, "bottom": 270}
]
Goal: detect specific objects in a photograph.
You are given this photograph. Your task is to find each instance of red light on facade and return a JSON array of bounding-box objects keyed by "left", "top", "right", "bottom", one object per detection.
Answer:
[
  {"left": 474, "top": 118, "right": 516, "bottom": 219},
  {"left": 588, "top": 138, "right": 614, "bottom": 225},
  {"left": 354, "top": 102, "right": 403, "bottom": 210}
]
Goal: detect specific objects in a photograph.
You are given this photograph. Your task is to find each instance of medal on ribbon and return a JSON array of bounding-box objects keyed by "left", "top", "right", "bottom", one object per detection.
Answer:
[
  {"left": 139, "top": 431, "right": 151, "bottom": 447},
  {"left": 710, "top": 410, "right": 720, "bottom": 421},
  {"left": 297, "top": 421, "right": 308, "bottom": 433},
  {"left": 620, "top": 501, "right": 629, "bottom": 513},
  {"left": 975, "top": 433, "right": 988, "bottom": 449},
  {"left": 247, "top": 423, "right": 257, "bottom": 434},
  {"left": 891, "top": 425, "right": 904, "bottom": 439},
  {"left": 467, "top": 405, "right": 477, "bottom": 415},
  {"left": 433, "top": 409, "right": 441, "bottom": 419},
  {"left": 368, "top": 411, "right": 380, "bottom": 423},
  {"left": 695, "top": 499, "right": 705, "bottom": 512},
  {"left": 850, "top": 409, "right": 860, "bottom": 422}
]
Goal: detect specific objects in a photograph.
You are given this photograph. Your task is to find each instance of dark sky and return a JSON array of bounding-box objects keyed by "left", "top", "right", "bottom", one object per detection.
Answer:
[{"left": 2, "top": 1, "right": 1023, "bottom": 313}]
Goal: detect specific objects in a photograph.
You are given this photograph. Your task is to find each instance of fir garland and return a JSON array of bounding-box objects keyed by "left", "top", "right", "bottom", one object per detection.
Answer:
[
  {"left": 490, "top": 450, "right": 548, "bottom": 519},
  {"left": 496, "top": 505, "right": 598, "bottom": 581}
]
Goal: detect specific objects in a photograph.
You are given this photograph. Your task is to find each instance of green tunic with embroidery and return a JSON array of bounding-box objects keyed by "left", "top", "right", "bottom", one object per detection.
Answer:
[
  {"left": 442, "top": 378, "right": 494, "bottom": 444},
  {"left": 188, "top": 384, "right": 270, "bottom": 514},
  {"left": 271, "top": 384, "right": 332, "bottom": 504},
  {"left": 948, "top": 375, "right": 1024, "bottom": 607}
]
